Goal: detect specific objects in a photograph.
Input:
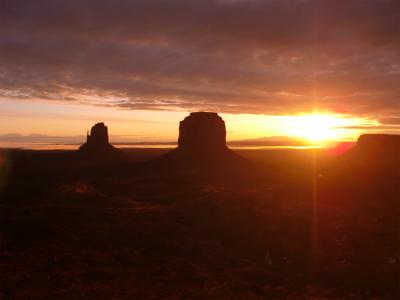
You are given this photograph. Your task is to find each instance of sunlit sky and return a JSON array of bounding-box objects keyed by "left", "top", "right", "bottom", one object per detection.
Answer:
[
  {"left": 0, "top": 98, "right": 381, "bottom": 146},
  {"left": 1, "top": 0, "right": 400, "bottom": 147}
]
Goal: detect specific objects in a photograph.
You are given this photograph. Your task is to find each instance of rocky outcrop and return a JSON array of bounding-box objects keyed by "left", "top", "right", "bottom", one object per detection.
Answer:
[
  {"left": 356, "top": 134, "right": 400, "bottom": 152},
  {"left": 178, "top": 112, "right": 227, "bottom": 153},
  {"left": 159, "top": 112, "right": 243, "bottom": 167},
  {"left": 85, "top": 122, "right": 109, "bottom": 146},
  {"left": 78, "top": 122, "right": 121, "bottom": 159},
  {"left": 349, "top": 134, "right": 400, "bottom": 164}
]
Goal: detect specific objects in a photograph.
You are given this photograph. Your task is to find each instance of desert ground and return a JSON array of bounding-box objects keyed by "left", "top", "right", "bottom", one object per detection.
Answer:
[{"left": 0, "top": 148, "right": 399, "bottom": 299}]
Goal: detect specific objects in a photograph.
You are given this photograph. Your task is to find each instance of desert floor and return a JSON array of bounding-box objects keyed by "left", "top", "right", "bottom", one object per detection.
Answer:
[{"left": 0, "top": 149, "right": 399, "bottom": 299}]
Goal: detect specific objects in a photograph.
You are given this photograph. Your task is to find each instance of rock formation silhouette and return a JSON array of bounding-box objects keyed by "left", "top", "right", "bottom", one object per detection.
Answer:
[
  {"left": 178, "top": 112, "right": 227, "bottom": 152},
  {"left": 357, "top": 134, "right": 400, "bottom": 151},
  {"left": 349, "top": 134, "right": 400, "bottom": 164},
  {"left": 78, "top": 122, "right": 122, "bottom": 159},
  {"left": 159, "top": 112, "right": 243, "bottom": 167}
]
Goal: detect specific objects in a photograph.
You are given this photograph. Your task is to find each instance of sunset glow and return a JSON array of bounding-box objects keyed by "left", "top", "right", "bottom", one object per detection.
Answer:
[
  {"left": 1, "top": 0, "right": 399, "bottom": 148},
  {"left": 223, "top": 111, "right": 374, "bottom": 146},
  {"left": 0, "top": 98, "right": 379, "bottom": 148},
  {"left": 1, "top": 1, "right": 399, "bottom": 297},
  {"left": 278, "top": 113, "right": 368, "bottom": 144}
]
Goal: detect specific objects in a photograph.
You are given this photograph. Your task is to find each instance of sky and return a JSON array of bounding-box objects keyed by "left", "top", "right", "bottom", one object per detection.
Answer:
[{"left": 1, "top": 0, "right": 400, "bottom": 146}]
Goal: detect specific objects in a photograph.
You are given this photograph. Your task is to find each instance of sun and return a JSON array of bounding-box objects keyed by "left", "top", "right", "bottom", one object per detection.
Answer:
[
  {"left": 223, "top": 112, "right": 375, "bottom": 145},
  {"left": 281, "top": 113, "right": 361, "bottom": 144},
  {"left": 292, "top": 114, "right": 340, "bottom": 142}
]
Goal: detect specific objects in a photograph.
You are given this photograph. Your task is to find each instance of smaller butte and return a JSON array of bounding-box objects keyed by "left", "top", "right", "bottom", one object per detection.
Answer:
[{"left": 78, "top": 122, "right": 122, "bottom": 159}]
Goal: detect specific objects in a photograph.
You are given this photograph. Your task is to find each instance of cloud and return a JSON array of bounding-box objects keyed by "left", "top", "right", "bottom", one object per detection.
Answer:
[{"left": 0, "top": 0, "right": 399, "bottom": 116}]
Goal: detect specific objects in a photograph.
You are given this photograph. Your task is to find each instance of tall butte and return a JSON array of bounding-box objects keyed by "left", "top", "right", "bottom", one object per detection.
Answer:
[
  {"left": 160, "top": 112, "right": 242, "bottom": 166},
  {"left": 78, "top": 122, "right": 121, "bottom": 159}
]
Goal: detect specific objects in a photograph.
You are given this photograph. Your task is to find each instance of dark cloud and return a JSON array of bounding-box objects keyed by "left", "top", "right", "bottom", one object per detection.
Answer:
[{"left": 0, "top": 0, "right": 399, "bottom": 116}]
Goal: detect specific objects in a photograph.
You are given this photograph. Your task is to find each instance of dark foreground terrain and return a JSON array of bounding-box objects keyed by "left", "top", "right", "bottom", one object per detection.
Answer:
[{"left": 0, "top": 148, "right": 399, "bottom": 299}]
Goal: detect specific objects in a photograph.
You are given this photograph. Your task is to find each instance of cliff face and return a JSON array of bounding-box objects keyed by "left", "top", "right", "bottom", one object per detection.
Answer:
[{"left": 78, "top": 122, "right": 121, "bottom": 159}]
